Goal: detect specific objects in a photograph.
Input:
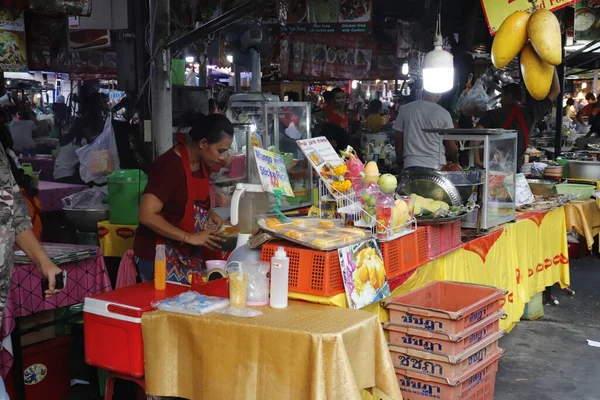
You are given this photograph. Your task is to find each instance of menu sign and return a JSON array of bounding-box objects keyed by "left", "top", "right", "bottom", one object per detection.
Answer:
[
  {"left": 480, "top": 0, "right": 575, "bottom": 35},
  {"left": 253, "top": 147, "right": 294, "bottom": 197},
  {"left": 0, "top": 7, "right": 26, "bottom": 72},
  {"left": 282, "top": 0, "right": 372, "bottom": 34}
]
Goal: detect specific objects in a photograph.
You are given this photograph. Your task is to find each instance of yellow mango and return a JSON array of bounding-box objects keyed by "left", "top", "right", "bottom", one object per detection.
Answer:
[
  {"left": 520, "top": 43, "right": 554, "bottom": 101},
  {"left": 357, "top": 266, "right": 370, "bottom": 283},
  {"left": 491, "top": 10, "right": 531, "bottom": 70},
  {"left": 527, "top": 9, "right": 561, "bottom": 66}
]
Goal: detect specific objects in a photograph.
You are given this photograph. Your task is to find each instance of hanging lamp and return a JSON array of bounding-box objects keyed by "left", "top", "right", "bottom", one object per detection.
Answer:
[{"left": 422, "top": 4, "right": 454, "bottom": 93}]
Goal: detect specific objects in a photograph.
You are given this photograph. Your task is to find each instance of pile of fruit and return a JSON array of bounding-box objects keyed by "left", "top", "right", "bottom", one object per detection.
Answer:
[
  {"left": 409, "top": 194, "right": 466, "bottom": 220},
  {"left": 491, "top": 7, "right": 560, "bottom": 100}
]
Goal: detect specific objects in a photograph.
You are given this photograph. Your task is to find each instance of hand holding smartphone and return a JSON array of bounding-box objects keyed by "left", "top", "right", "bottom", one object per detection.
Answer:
[{"left": 41, "top": 270, "right": 67, "bottom": 297}]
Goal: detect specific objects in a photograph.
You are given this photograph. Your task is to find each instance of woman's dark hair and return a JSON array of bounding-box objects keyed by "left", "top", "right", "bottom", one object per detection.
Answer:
[
  {"left": 369, "top": 99, "right": 383, "bottom": 113},
  {"left": 566, "top": 98, "right": 575, "bottom": 106},
  {"left": 322, "top": 91, "right": 333, "bottom": 104},
  {"left": 189, "top": 113, "right": 234, "bottom": 144}
]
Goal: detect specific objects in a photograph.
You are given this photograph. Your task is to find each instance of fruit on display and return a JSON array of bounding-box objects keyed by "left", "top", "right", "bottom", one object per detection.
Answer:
[
  {"left": 391, "top": 199, "right": 411, "bottom": 232},
  {"left": 491, "top": 10, "right": 531, "bottom": 70},
  {"left": 527, "top": 9, "right": 561, "bottom": 66},
  {"left": 520, "top": 43, "right": 554, "bottom": 100},
  {"left": 377, "top": 173, "right": 398, "bottom": 194},
  {"left": 363, "top": 161, "right": 380, "bottom": 183}
]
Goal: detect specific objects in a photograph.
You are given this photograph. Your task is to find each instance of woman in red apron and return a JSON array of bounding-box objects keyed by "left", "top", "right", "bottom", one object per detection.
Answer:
[{"left": 133, "top": 114, "right": 233, "bottom": 284}]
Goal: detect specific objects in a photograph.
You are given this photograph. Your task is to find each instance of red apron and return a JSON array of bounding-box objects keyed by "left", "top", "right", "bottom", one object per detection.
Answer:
[
  {"left": 159, "top": 145, "right": 210, "bottom": 285},
  {"left": 503, "top": 105, "right": 530, "bottom": 149}
]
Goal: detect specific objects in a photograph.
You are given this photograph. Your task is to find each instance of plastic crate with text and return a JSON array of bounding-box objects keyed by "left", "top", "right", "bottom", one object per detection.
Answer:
[{"left": 379, "top": 227, "right": 429, "bottom": 280}]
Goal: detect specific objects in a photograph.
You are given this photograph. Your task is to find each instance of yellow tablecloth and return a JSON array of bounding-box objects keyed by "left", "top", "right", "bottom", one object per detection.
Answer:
[
  {"left": 564, "top": 200, "right": 600, "bottom": 250},
  {"left": 290, "top": 207, "right": 570, "bottom": 333},
  {"left": 141, "top": 301, "right": 401, "bottom": 400},
  {"left": 97, "top": 220, "right": 137, "bottom": 257}
]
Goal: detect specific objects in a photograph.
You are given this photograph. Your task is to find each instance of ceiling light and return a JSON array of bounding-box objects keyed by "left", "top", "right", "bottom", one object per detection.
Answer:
[
  {"left": 402, "top": 62, "right": 409, "bottom": 75},
  {"left": 423, "top": 8, "right": 454, "bottom": 93},
  {"left": 185, "top": 56, "right": 195, "bottom": 63},
  {"left": 351, "top": 80, "right": 359, "bottom": 89},
  {"left": 582, "top": 81, "right": 588, "bottom": 89},
  {"left": 226, "top": 54, "right": 234, "bottom": 63}
]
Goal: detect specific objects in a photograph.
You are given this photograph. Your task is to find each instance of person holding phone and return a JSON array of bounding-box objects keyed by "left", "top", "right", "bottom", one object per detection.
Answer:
[
  {"left": 133, "top": 114, "right": 232, "bottom": 284},
  {"left": 0, "top": 141, "right": 62, "bottom": 398}
]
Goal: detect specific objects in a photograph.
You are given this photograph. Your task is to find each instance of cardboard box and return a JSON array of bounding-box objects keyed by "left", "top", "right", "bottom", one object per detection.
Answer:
[{"left": 20, "top": 310, "right": 56, "bottom": 347}]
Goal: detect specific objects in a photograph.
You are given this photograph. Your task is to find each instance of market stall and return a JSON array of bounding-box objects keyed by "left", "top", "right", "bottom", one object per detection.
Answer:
[
  {"left": 17, "top": 155, "right": 55, "bottom": 182},
  {"left": 36, "top": 181, "right": 87, "bottom": 213}
]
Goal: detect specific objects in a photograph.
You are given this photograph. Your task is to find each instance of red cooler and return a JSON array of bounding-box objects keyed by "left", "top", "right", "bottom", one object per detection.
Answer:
[{"left": 84, "top": 282, "right": 188, "bottom": 377}]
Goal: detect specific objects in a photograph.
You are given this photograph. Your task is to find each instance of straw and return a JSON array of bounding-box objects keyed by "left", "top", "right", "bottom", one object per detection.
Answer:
[{"left": 272, "top": 189, "right": 289, "bottom": 222}]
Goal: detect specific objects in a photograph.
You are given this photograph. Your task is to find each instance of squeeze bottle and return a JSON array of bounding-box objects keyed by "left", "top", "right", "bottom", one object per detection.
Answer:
[
  {"left": 154, "top": 244, "right": 167, "bottom": 290},
  {"left": 270, "top": 246, "right": 289, "bottom": 308}
]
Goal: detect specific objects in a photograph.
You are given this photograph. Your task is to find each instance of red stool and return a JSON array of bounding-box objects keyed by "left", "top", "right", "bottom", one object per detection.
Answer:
[{"left": 104, "top": 371, "right": 147, "bottom": 400}]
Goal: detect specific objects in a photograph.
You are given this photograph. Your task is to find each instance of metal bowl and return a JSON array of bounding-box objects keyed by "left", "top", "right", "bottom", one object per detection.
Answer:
[
  {"left": 526, "top": 179, "right": 557, "bottom": 197},
  {"left": 63, "top": 208, "right": 109, "bottom": 232},
  {"left": 399, "top": 170, "right": 463, "bottom": 206},
  {"left": 568, "top": 160, "right": 600, "bottom": 181}
]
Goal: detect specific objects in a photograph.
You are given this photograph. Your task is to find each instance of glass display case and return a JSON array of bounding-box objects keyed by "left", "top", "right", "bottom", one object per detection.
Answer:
[
  {"left": 213, "top": 93, "right": 312, "bottom": 215},
  {"left": 435, "top": 129, "right": 518, "bottom": 230}
]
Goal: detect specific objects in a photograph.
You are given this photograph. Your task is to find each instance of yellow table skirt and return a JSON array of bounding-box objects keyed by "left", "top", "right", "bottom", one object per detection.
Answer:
[
  {"left": 564, "top": 200, "right": 600, "bottom": 250},
  {"left": 97, "top": 220, "right": 137, "bottom": 258},
  {"left": 291, "top": 207, "right": 571, "bottom": 333},
  {"left": 142, "top": 301, "right": 402, "bottom": 400}
]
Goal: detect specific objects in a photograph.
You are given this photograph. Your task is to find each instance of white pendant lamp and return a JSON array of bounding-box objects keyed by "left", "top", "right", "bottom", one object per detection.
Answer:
[{"left": 423, "top": 8, "right": 454, "bottom": 93}]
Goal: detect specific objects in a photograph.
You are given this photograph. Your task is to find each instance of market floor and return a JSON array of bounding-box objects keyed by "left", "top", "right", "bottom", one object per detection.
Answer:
[{"left": 495, "top": 256, "right": 600, "bottom": 400}]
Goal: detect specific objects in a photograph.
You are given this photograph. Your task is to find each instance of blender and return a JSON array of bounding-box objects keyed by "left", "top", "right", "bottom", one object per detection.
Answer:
[{"left": 230, "top": 183, "right": 268, "bottom": 249}]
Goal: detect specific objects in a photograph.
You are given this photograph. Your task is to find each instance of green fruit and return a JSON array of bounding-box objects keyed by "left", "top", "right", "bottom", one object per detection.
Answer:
[
  {"left": 368, "top": 207, "right": 377, "bottom": 216},
  {"left": 363, "top": 214, "right": 372, "bottom": 223},
  {"left": 367, "top": 197, "right": 377, "bottom": 207},
  {"left": 361, "top": 193, "right": 371, "bottom": 201}
]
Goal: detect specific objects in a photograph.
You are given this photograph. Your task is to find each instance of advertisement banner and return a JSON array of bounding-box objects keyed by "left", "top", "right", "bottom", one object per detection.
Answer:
[
  {"left": 253, "top": 147, "right": 294, "bottom": 197},
  {"left": 480, "top": 0, "right": 575, "bottom": 35},
  {"left": 0, "top": 7, "right": 26, "bottom": 72},
  {"left": 575, "top": 1, "right": 600, "bottom": 41},
  {"left": 282, "top": 0, "right": 372, "bottom": 34}
]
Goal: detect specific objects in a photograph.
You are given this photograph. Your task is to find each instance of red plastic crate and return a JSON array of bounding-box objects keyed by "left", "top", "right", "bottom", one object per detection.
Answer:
[
  {"left": 388, "top": 330, "right": 504, "bottom": 380},
  {"left": 261, "top": 241, "right": 344, "bottom": 296},
  {"left": 384, "top": 310, "right": 503, "bottom": 356},
  {"left": 384, "top": 281, "right": 506, "bottom": 335},
  {"left": 395, "top": 349, "right": 502, "bottom": 400},
  {"left": 423, "top": 220, "right": 462, "bottom": 258},
  {"left": 380, "top": 228, "right": 429, "bottom": 280}
]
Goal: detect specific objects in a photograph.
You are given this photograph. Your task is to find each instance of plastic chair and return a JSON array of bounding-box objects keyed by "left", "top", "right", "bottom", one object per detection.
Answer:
[{"left": 104, "top": 371, "right": 146, "bottom": 400}]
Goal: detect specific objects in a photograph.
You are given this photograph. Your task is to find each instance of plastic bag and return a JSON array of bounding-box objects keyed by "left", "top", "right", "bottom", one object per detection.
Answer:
[
  {"left": 454, "top": 79, "right": 490, "bottom": 117},
  {"left": 62, "top": 187, "right": 108, "bottom": 210},
  {"left": 76, "top": 114, "right": 120, "bottom": 184},
  {"left": 152, "top": 291, "right": 230, "bottom": 316}
]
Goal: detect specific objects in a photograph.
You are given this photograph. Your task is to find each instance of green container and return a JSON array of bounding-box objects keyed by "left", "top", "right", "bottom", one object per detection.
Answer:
[
  {"left": 107, "top": 169, "right": 148, "bottom": 225},
  {"left": 521, "top": 292, "right": 544, "bottom": 320},
  {"left": 556, "top": 158, "right": 570, "bottom": 178},
  {"left": 171, "top": 58, "right": 186, "bottom": 85}
]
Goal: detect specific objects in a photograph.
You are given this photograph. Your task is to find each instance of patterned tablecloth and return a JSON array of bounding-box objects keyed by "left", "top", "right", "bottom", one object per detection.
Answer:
[
  {"left": 18, "top": 155, "right": 55, "bottom": 182},
  {"left": 37, "top": 181, "right": 87, "bottom": 212},
  {"left": 0, "top": 245, "right": 112, "bottom": 377}
]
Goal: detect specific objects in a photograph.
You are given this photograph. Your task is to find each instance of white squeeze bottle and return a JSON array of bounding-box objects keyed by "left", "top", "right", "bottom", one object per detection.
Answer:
[{"left": 270, "top": 246, "right": 289, "bottom": 308}]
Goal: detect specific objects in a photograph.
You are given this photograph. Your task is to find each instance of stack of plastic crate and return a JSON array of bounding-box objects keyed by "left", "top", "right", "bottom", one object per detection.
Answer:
[{"left": 383, "top": 281, "right": 506, "bottom": 400}]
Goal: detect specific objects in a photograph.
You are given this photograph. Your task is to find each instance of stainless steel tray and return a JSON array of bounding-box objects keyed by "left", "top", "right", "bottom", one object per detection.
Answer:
[{"left": 399, "top": 170, "right": 463, "bottom": 206}]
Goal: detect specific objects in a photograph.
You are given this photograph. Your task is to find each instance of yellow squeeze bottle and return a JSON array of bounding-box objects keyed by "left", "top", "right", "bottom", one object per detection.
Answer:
[{"left": 154, "top": 244, "right": 167, "bottom": 290}]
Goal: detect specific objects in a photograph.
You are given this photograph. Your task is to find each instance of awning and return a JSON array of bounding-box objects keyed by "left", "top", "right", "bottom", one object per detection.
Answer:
[{"left": 3, "top": 0, "right": 25, "bottom": 9}]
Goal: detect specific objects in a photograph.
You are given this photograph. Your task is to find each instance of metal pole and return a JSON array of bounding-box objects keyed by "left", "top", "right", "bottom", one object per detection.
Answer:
[
  {"left": 250, "top": 48, "right": 261, "bottom": 92},
  {"left": 554, "top": 32, "right": 566, "bottom": 160},
  {"left": 234, "top": 64, "right": 241, "bottom": 93},
  {"left": 150, "top": 0, "right": 172, "bottom": 158}
]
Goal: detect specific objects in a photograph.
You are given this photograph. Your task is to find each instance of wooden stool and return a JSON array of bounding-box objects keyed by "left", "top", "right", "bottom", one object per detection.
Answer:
[{"left": 104, "top": 371, "right": 146, "bottom": 400}]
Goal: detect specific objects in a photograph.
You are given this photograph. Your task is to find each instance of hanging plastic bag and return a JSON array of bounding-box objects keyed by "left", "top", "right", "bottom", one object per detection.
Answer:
[
  {"left": 455, "top": 78, "right": 490, "bottom": 117},
  {"left": 62, "top": 187, "right": 108, "bottom": 210},
  {"left": 76, "top": 113, "right": 120, "bottom": 184}
]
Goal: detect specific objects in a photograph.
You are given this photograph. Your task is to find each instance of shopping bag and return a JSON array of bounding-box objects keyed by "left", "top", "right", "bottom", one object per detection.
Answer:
[{"left": 76, "top": 114, "right": 120, "bottom": 184}]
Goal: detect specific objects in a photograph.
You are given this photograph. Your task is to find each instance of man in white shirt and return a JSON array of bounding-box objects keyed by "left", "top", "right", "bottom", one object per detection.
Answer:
[{"left": 393, "top": 92, "right": 457, "bottom": 170}]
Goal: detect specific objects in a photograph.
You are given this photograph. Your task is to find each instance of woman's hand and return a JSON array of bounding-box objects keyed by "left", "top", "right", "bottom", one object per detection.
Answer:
[
  {"left": 207, "top": 210, "right": 224, "bottom": 230},
  {"left": 186, "top": 230, "right": 226, "bottom": 251},
  {"left": 39, "top": 259, "right": 63, "bottom": 298}
]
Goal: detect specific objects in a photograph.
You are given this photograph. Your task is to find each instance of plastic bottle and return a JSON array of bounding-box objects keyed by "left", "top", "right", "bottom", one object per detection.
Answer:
[
  {"left": 154, "top": 244, "right": 166, "bottom": 290},
  {"left": 269, "top": 246, "right": 289, "bottom": 309}
]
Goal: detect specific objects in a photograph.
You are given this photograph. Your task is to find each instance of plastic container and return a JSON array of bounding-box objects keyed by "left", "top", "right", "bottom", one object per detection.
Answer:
[
  {"left": 227, "top": 263, "right": 248, "bottom": 307},
  {"left": 107, "top": 169, "right": 148, "bottom": 225},
  {"left": 423, "top": 221, "right": 463, "bottom": 259},
  {"left": 245, "top": 262, "right": 270, "bottom": 306},
  {"left": 388, "top": 330, "right": 504, "bottom": 380},
  {"left": 384, "top": 281, "right": 506, "bottom": 335},
  {"left": 261, "top": 242, "right": 344, "bottom": 296},
  {"left": 205, "top": 260, "right": 227, "bottom": 271},
  {"left": 384, "top": 311, "right": 503, "bottom": 356},
  {"left": 270, "top": 246, "right": 290, "bottom": 308},
  {"left": 171, "top": 58, "right": 186, "bottom": 85},
  {"left": 154, "top": 244, "right": 166, "bottom": 290},
  {"left": 395, "top": 349, "right": 503, "bottom": 400},
  {"left": 555, "top": 183, "right": 595, "bottom": 200},
  {"left": 379, "top": 227, "right": 429, "bottom": 280}
]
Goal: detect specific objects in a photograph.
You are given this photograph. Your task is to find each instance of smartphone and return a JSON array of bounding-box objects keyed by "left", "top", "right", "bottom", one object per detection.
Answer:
[{"left": 41, "top": 270, "right": 67, "bottom": 296}]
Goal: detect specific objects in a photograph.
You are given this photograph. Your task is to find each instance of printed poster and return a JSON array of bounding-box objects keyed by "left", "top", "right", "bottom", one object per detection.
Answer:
[
  {"left": 480, "top": 0, "right": 575, "bottom": 35},
  {"left": 282, "top": 0, "right": 372, "bottom": 34},
  {"left": 0, "top": 7, "right": 26, "bottom": 72},
  {"left": 516, "top": 173, "right": 534, "bottom": 206},
  {"left": 338, "top": 239, "right": 390, "bottom": 309},
  {"left": 253, "top": 147, "right": 294, "bottom": 197}
]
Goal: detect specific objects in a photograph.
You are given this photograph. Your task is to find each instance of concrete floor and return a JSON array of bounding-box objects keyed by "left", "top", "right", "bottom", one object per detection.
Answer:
[{"left": 495, "top": 257, "right": 600, "bottom": 400}]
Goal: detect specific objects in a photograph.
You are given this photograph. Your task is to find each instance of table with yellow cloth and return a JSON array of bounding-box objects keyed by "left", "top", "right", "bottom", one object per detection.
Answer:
[
  {"left": 142, "top": 301, "right": 401, "bottom": 400},
  {"left": 290, "top": 207, "right": 571, "bottom": 333},
  {"left": 97, "top": 220, "right": 137, "bottom": 257},
  {"left": 564, "top": 200, "right": 600, "bottom": 250}
]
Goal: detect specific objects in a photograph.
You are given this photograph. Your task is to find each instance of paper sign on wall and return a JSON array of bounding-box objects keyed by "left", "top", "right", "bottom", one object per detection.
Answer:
[{"left": 253, "top": 147, "right": 294, "bottom": 197}]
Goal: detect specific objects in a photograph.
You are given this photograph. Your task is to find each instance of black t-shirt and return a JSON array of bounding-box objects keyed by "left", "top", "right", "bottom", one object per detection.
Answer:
[{"left": 478, "top": 99, "right": 552, "bottom": 168}]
